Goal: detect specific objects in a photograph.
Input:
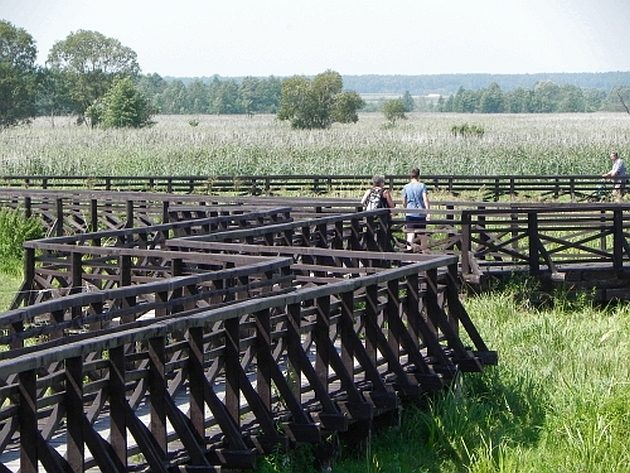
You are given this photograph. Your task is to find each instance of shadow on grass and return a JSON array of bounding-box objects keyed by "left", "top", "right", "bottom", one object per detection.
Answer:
[{"left": 332, "top": 367, "right": 547, "bottom": 473}]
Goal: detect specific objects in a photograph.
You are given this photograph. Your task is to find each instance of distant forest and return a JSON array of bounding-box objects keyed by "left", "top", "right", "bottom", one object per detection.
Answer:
[
  {"left": 173, "top": 71, "right": 630, "bottom": 95},
  {"left": 342, "top": 71, "right": 630, "bottom": 95},
  {"left": 145, "top": 72, "right": 630, "bottom": 115}
]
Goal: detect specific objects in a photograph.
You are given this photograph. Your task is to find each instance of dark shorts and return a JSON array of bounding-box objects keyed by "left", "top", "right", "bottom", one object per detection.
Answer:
[{"left": 406, "top": 215, "right": 426, "bottom": 230}]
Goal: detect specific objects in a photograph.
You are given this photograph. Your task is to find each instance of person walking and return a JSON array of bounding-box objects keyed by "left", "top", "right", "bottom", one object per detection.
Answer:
[
  {"left": 402, "top": 167, "right": 430, "bottom": 250},
  {"left": 361, "top": 175, "right": 394, "bottom": 211}
]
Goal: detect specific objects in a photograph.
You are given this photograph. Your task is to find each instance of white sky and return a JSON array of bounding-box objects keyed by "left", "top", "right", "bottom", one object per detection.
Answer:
[{"left": 1, "top": 0, "right": 629, "bottom": 77}]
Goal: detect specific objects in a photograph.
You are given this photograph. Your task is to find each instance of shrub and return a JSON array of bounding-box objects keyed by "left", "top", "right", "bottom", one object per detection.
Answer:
[
  {"left": 450, "top": 123, "right": 485, "bottom": 138},
  {"left": 0, "top": 208, "right": 43, "bottom": 274},
  {"left": 91, "top": 76, "right": 156, "bottom": 129}
]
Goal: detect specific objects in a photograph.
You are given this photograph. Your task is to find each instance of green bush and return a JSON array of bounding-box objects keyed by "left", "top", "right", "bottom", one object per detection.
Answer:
[
  {"left": 451, "top": 122, "right": 485, "bottom": 138},
  {"left": 0, "top": 208, "right": 43, "bottom": 274}
]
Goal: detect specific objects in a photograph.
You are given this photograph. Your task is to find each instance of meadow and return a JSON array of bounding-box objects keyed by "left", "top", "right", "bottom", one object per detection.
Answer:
[
  {"left": 1, "top": 112, "right": 629, "bottom": 472},
  {"left": 1, "top": 113, "right": 629, "bottom": 177}
]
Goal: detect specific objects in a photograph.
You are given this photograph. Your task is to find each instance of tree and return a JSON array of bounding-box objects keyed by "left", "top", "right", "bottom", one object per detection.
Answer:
[
  {"left": 533, "top": 80, "right": 561, "bottom": 113},
  {"left": 89, "top": 76, "right": 154, "bottom": 128},
  {"left": 0, "top": 20, "right": 38, "bottom": 128},
  {"left": 210, "top": 79, "right": 241, "bottom": 114},
  {"left": 382, "top": 98, "right": 407, "bottom": 125},
  {"left": 452, "top": 87, "right": 479, "bottom": 113},
  {"left": 47, "top": 30, "right": 140, "bottom": 120},
  {"left": 331, "top": 91, "right": 364, "bottom": 123},
  {"left": 136, "top": 73, "right": 167, "bottom": 113},
  {"left": 479, "top": 82, "right": 505, "bottom": 113},
  {"left": 277, "top": 70, "right": 362, "bottom": 129},
  {"left": 157, "top": 79, "right": 187, "bottom": 114},
  {"left": 187, "top": 79, "right": 210, "bottom": 113},
  {"left": 35, "top": 68, "right": 74, "bottom": 126},
  {"left": 402, "top": 90, "right": 415, "bottom": 112},
  {"left": 557, "top": 85, "right": 585, "bottom": 112}
]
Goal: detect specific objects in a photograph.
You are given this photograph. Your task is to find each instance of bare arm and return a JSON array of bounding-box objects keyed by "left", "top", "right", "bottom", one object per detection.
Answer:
[
  {"left": 423, "top": 192, "right": 430, "bottom": 220},
  {"left": 384, "top": 189, "right": 395, "bottom": 209},
  {"left": 360, "top": 188, "right": 371, "bottom": 206}
]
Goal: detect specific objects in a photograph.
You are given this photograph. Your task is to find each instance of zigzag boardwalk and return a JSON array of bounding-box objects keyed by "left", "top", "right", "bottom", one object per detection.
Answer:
[
  {"left": 5, "top": 185, "right": 630, "bottom": 471},
  {"left": 0, "top": 189, "right": 498, "bottom": 472}
]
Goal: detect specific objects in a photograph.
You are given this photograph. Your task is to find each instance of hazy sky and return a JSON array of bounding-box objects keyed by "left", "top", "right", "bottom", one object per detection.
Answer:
[{"left": 1, "top": 0, "right": 629, "bottom": 77}]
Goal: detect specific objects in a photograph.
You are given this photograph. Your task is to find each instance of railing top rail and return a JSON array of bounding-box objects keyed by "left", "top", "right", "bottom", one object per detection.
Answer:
[
  {"left": 168, "top": 239, "right": 442, "bottom": 262},
  {"left": 0, "top": 255, "right": 456, "bottom": 377},
  {"left": 461, "top": 203, "right": 630, "bottom": 217},
  {"left": 21, "top": 242, "right": 282, "bottom": 266},
  {"left": 24, "top": 206, "right": 292, "bottom": 245},
  {"left": 0, "top": 256, "right": 292, "bottom": 326},
  {"left": 0, "top": 173, "right": 610, "bottom": 180},
  {"left": 182, "top": 209, "right": 388, "bottom": 242}
]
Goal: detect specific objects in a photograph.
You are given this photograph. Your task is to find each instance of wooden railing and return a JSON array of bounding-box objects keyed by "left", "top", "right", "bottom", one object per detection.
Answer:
[
  {"left": 458, "top": 205, "right": 630, "bottom": 280},
  {"left": 0, "top": 187, "right": 501, "bottom": 471},
  {"left": 0, "top": 173, "right": 614, "bottom": 200},
  {"left": 12, "top": 208, "right": 293, "bottom": 309},
  {"left": 0, "top": 256, "right": 496, "bottom": 472}
]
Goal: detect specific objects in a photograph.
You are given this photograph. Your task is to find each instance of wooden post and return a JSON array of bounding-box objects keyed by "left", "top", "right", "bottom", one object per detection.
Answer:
[
  {"left": 148, "top": 336, "right": 168, "bottom": 460},
  {"left": 66, "top": 356, "right": 85, "bottom": 472},
  {"left": 24, "top": 196, "right": 31, "bottom": 219},
  {"left": 24, "top": 247, "right": 35, "bottom": 306},
  {"left": 287, "top": 303, "right": 303, "bottom": 402},
  {"left": 386, "top": 279, "right": 400, "bottom": 372},
  {"left": 315, "top": 295, "right": 331, "bottom": 390},
  {"left": 90, "top": 198, "right": 99, "bottom": 236},
  {"left": 109, "top": 345, "right": 128, "bottom": 469},
  {"left": 224, "top": 317, "right": 241, "bottom": 433},
  {"left": 162, "top": 200, "right": 170, "bottom": 224},
  {"left": 613, "top": 209, "right": 623, "bottom": 271},
  {"left": 125, "top": 200, "right": 134, "bottom": 228},
  {"left": 365, "top": 285, "right": 378, "bottom": 363},
  {"left": 461, "top": 212, "right": 471, "bottom": 276},
  {"left": 404, "top": 272, "right": 421, "bottom": 349},
  {"left": 188, "top": 328, "right": 205, "bottom": 439},
  {"left": 56, "top": 197, "right": 64, "bottom": 236},
  {"left": 256, "top": 309, "right": 272, "bottom": 411},
  {"left": 340, "top": 291, "right": 355, "bottom": 381},
  {"left": 19, "top": 369, "right": 38, "bottom": 473},
  {"left": 71, "top": 252, "right": 82, "bottom": 319},
  {"left": 528, "top": 211, "right": 540, "bottom": 274}
]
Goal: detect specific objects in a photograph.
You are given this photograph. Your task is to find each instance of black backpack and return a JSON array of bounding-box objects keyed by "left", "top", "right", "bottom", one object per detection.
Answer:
[{"left": 365, "top": 187, "right": 387, "bottom": 210}]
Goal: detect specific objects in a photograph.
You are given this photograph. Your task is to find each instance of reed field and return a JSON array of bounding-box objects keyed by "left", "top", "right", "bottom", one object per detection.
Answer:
[
  {"left": 1, "top": 113, "right": 629, "bottom": 471},
  {"left": 1, "top": 113, "right": 629, "bottom": 177}
]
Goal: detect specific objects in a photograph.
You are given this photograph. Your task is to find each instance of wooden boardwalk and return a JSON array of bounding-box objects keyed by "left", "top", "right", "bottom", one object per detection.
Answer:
[
  {"left": 0, "top": 190, "right": 498, "bottom": 472},
  {"left": 2, "top": 184, "right": 630, "bottom": 471}
]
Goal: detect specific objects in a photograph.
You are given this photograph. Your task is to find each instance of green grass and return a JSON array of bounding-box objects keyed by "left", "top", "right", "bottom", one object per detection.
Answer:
[
  {"left": 0, "top": 272, "right": 22, "bottom": 311},
  {"left": 258, "top": 283, "right": 630, "bottom": 473}
]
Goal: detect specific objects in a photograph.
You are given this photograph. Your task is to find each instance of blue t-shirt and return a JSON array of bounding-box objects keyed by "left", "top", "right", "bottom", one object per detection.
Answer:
[{"left": 403, "top": 181, "right": 427, "bottom": 217}]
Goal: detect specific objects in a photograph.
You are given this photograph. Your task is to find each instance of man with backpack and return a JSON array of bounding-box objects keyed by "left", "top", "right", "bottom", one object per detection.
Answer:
[{"left": 361, "top": 175, "right": 395, "bottom": 211}]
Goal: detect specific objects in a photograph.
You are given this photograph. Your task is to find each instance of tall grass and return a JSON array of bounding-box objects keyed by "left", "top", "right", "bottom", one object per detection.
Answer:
[
  {"left": 1, "top": 113, "right": 628, "bottom": 176},
  {"left": 259, "top": 283, "right": 630, "bottom": 473}
]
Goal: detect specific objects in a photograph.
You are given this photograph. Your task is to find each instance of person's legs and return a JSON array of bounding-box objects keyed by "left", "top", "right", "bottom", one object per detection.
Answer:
[{"left": 405, "top": 216, "right": 426, "bottom": 250}]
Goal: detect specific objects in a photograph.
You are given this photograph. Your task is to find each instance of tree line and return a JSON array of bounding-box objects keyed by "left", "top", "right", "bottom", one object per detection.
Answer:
[
  {"left": 434, "top": 81, "right": 622, "bottom": 113},
  {"left": 3, "top": 18, "right": 630, "bottom": 131},
  {"left": 1, "top": 20, "right": 363, "bottom": 129},
  {"left": 343, "top": 72, "right": 630, "bottom": 95}
]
